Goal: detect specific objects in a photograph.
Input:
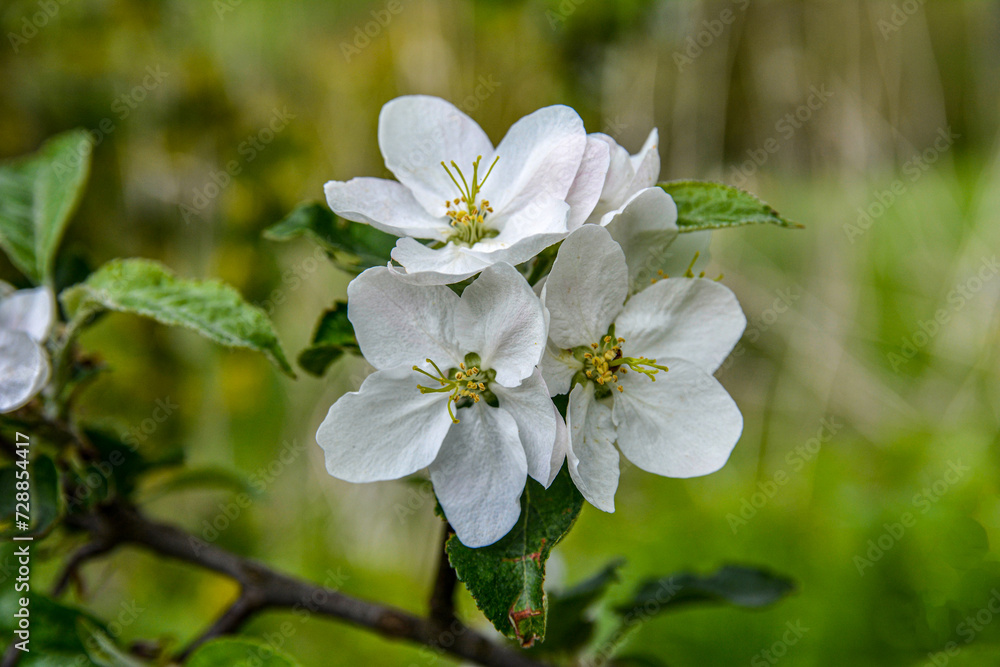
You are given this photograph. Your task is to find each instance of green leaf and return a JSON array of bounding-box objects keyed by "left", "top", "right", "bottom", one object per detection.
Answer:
[
  {"left": 658, "top": 181, "right": 801, "bottom": 232},
  {"left": 0, "top": 129, "right": 92, "bottom": 283},
  {"left": 138, "top": 466, "right": 257, "bottom": 504},
  {"left": 264, "top": 202, "right": 397, "bottom": 273},
  {"left": 31, "top": 455, "right": 61, "bottom": 536},
  {"left": 78, "top": 619, "right": 150, "bottom": 667},
  {"left": 0, "top": 568, "right": 104, "bottom": 664},
  {"left": 297, "top": 302, "right": 359, "bottom": 376},
  {"left": 535, "top": 559, "right": 624, "bottom": 655},
  {"left": 186, "top": 637, "right": 302, "bottom": 667},
  {"left": 446, "top": 466, "right": 585, "bottom": 647},
  {"left": 615, "top": 565, "right": 795, "bottom": 616},
  {"left": 60, "top": 258, "right": 294, "bottom": 376}
]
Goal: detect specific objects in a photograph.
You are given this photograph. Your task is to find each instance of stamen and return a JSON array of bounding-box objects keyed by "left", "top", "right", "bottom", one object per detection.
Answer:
[{"left": 412, "top": 357, "right": 495, "bottom": 423}]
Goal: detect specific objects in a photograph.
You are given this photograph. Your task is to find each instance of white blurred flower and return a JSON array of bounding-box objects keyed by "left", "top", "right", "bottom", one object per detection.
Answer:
[
  {"left": 540, "top": 225, "right": 745, "bottom": 511},
  {"left": 316, "top": 262, "right": 561, "bottom": 547},
  {"left": 325, "top": 95, "right": 605, "bottom": 285},
  {"left": 0, "top": 284, "right": 54, "bottom": 413}
]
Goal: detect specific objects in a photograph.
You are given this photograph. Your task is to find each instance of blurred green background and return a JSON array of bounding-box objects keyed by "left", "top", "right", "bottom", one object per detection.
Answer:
[{"left": 3, "top": 0, "right": 1000, "bottom": 665}]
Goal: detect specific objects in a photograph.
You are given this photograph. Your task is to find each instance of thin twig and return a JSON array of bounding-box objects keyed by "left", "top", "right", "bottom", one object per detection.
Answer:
[
  {"left": 429, "top": 522, "right": 458, "bottom": 625},
  {"left": 65, "top": 501, "right": 547, "bottom": 667}
]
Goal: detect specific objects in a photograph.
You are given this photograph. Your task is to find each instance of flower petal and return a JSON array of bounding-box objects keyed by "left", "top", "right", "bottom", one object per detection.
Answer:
[
  {"left": 430, "top": 402, "right": 527, "bottom": 548},
  {"left": 612, "top": 358, "right": 742, "bottom": 478},
  {"left": 378, "top": 96, "right": 494, "bottom": 216},
  {"left": 602, "top": 187, "right": 679, "bottom": 294},
  {"left": 540, "top": 342, "right": 582, "bottom": 397},
  {"left": 347, "top": 267, "right": 463, "bottom": 370},
  {"left": 543, "top": 224, "right": 627, "bottom": 349},
  {"left": 0, "top": 287, "right": 54, "bottom": 342},
  {"left": 615, "top": 277, "right": 745, "bottom": 373},
  {"left": 566, "top": 383, "right": 619, "bottom": 512},
  {"left": 566, "top": 136, "right": 612, "bottom": 230},
  {"left": 655, "top": 230, "right": 713, "bottom": 280},
  {"left": 389, "top": 238, "right": 491, "bottom": 285},
  {"left": 492, "top": 369, "right": 557, "bottom": 486},
  {"left": 455, "top": 262, "right": 547, "bottom": 386},
  {"left": 316, "top": 366, "right": 454, "bottom": 483},
  {"left": 0, "top": 329, "right": 50, "bottom": 413},
  {"left": 324, "top": 178, "right": 450, "bottom": 240},
  {"left": 548, "top": 403, "right": 568, "bottom": 487},
  {"left": 480, "top": 105, "right": 586, "bottom": 215},
  {"left": 629, "top": 128, "right": 660, "bottom": 191}
]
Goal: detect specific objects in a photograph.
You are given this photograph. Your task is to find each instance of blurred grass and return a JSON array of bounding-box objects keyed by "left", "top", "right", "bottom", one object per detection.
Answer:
[{"left": 3, "top": 0, "right": 1000, "bottom": 665}]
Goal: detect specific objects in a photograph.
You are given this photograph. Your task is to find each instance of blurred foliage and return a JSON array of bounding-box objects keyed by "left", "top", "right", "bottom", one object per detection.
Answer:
[{"left": 2, "top": 0, "right": 1000, "bottom": 665}]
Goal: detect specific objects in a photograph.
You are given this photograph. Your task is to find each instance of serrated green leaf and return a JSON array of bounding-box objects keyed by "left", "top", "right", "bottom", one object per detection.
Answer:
[
  {"left": 535, "top": 559, "right": 624, "bottom": 655},
  {"left": 615, "top": 565, "right": 795, "bottom": 616},
  {"left": 297, "top": 302, "right": 358, "bottom": 376},
  {"left": 60, "top": 258, "right": 294, "bottom": 376},
  {"left": 658, "top": 181, "right": 800, "bottom": 232},
  {"left": 264, "top": 202, "right": 397, "bottom": 273},
  {"left": 186, "top": 637, "right": 302, "bottom": 667},
  {"left": 446, "top": 466, "right": 584, "bottom": 647},
  {"left": 0, "top": 129, "right": 92, "bottom": 283}
]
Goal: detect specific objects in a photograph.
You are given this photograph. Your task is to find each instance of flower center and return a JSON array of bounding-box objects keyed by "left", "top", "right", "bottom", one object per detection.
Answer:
[
  {"left": 570, "top": 326, "right": 668, "bottom": 399},
  {"left": 440, "top": 155, "right": 500, "bottom": 247},
  {"left": 413, "top": 352, "right": 497, "bottom": 423}
]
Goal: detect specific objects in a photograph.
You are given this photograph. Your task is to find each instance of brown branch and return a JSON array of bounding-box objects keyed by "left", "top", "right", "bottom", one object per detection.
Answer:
[
  {"left": 429, "top": 522, "right": 458, "bottom": 625},
  {"left": 64, "top": 501, "right": 547, "bottom": 667}
]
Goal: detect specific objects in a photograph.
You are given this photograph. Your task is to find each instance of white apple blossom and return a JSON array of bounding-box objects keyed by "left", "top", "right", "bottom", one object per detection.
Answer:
[
  {"left": 0, "top": 283, "right": 54, "bottom": 413},
  {"left": 316, "top": 262, "right": 561, "bottom": 547},
  {"left": 566, "top": 130, "right": 713, "bottom": 293},
  {"left": 540, "top": 225, "right": 745, "bottom": 512},
  {"left": 325, "top": 95, "right": 606, "bottom": 285}
]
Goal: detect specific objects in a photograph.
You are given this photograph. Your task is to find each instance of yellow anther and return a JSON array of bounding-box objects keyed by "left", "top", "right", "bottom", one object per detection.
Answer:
[{"left": 617, "top": 385, "right": 624, "bottom": 392}]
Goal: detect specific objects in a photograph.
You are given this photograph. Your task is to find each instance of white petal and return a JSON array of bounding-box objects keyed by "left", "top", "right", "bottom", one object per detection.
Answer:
[
  {"left": 492, "top": 370, "right": 557, "bottom": 486},
  {"left": 480, "top": 105, "right": 586, "bottom": 214},
  {"left": 602, "top": 187, "right": 679, "bottom": 294},
  {"left": 316, "top": 366, "right": 454, "bottom": 483},
  {"left": 612, "top": 358, "right": 742, "bottom": 478},
  {"left": 430, "top": 402, "right": 527, "bottom": 548},
  {"left": 540, "top": 343, "right": 582, "bottom": 397},
  {"left": 378, "top": 96, "right": 494, "bottom": 216},
  {"left": 471, "top": 196, "right": 570, "bottom": 254},
  {"left": 566, "top": 384, "right": 619, "bottom": 512},
  {"left": 592, "top": 134, "right": 635, "bottom": 210},
  {"left": 565, "top": 136, "right": 612, "bottom": 230},
  {"left": 0, "top": 330, "right": 50, "bottom": 413},
  {"left": 629, "top": 128, "right": 660, "bottom": 191},
  {"left": 324, "top": 178, "right": 450, "bottom": 240},
  {"left": 455, "top": 263, "right": 547, "bottom": 386},
  {"left": 543, "top": 225, "right": 627, "bottom": 349},
  {"left": 615, "top": 277, "right": 746, "bottom": 373},
  {"left": 0, "top": 287, "right": 54, "bottom": 342},
  {"left": 389, "top": 238, "right": 491, "bottom": 285},
  {"left": 347, "top": 267, "right": 463, "bottom": 370}
]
